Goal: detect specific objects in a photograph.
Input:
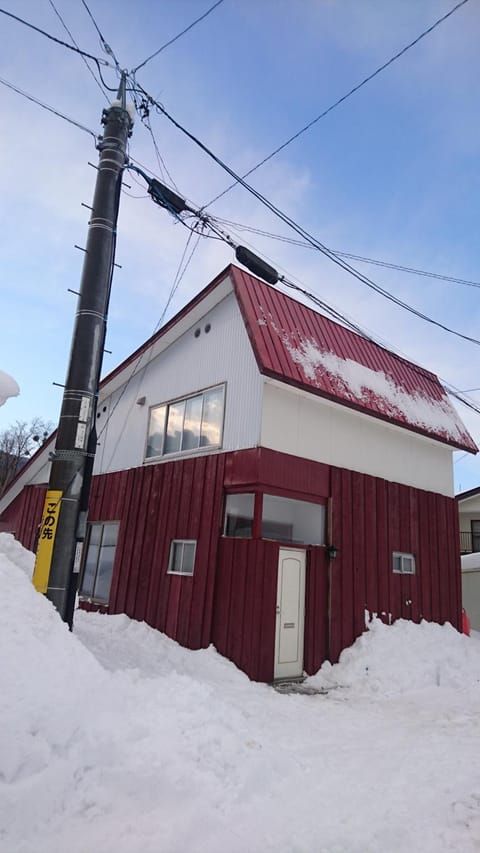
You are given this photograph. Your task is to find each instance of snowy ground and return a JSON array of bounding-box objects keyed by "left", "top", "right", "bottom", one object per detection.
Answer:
[{"left": 1, "top": 533, "right": 480, "bottom": 853}]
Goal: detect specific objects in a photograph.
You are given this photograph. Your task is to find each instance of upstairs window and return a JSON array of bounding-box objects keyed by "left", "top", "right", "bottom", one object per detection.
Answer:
[
  {"left": 146, "top": 385, "right": 225, "bottom": 459},
  {"left": 392, "top": 552, "right": 416, "bottom": 575}
]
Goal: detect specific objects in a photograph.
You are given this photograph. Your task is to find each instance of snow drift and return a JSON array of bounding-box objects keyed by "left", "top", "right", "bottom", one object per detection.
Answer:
[{"left": 1, "top": 533, "right": 480, "bottom": 853}]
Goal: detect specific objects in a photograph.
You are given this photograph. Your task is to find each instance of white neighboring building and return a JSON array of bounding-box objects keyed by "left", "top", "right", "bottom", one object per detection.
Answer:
[{"left": 461, "top": 552, "right": 480, "bottom": 631}]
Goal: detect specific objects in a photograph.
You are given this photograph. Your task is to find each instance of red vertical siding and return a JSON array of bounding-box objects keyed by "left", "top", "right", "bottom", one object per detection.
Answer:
[
  {"left": 330, "top": 466, "right": 461, "bottom": 662},
  {"left": 87, "top": 454, "right": 226, "bottom": 649},
  {"left": 212, "top": 538, "right": 279, "bottom": 682},
  {"left": 2, "top": 444, "right": 462, "bottom": 683},
  {"left": 3, "top": 485, "right": 47, "bottom": 551},
  {"left": 303, "top": 547, "right": 329, "bottom": 675}
]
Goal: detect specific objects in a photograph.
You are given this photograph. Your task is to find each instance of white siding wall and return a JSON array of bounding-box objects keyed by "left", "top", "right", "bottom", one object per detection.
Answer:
[
  {"left": 261, "top": 381, "right": 455, "bottom": 496},
  {"left": 0, "top": 438, "right": 54, "bottom": 514},
  {"left": 94, "top": 293, "right": 263, "bottom": 474},
  {"left": 458, "top": 496, "right": 480, "bottom": 536}
]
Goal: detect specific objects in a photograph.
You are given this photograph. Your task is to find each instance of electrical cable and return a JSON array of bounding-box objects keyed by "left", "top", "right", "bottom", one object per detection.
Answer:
[
  {"left": 0, "top": 6, "right": 113, "bottom": 66},
  {"left": 80, "top": 0, "right": 121, "bottom": 70},
  {"left": 207, "top": 216, "right": 480, "bottom": 289},
  {"left": 132, "top": 87, "right": 480, "bottom": 349},
  {"left": 211, "top": 218, "right": 480, "bottom": 419},
  {"left": 48, "top": 0, "right": 109, "bottom": 101},
  {"left": 0, "top": 75, "right": 98, "bottom": 141},
  {"left": 143, "top": 113, "right": 180, "bottom": 191},
  {"left": 203, "top": 0, "right": 472, "bottom": 208},
  {"left": 124, "top": 155, "right": 480, "bottom": 412},
  {"left": 144, "top": 173, "right": 480, "bottom": 417},
  {"left": 132, "top": 0, "right": 227, "bottom": 73}
]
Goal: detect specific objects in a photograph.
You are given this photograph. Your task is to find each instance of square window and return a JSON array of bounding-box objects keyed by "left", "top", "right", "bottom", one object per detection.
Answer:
[
  {"left": 392, "top": 552, "right": 415, "bottom": 575},
  {"left": 168, "top": 540, "right": 196, "bottom": 576}
]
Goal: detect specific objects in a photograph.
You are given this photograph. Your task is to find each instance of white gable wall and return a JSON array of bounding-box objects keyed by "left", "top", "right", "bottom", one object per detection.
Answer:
[
  {"left": 261, "top": 380, "right": 455, "bottom": 496},
  {"left": 94, "top": 292, "right": 263, "bottom": 474}
]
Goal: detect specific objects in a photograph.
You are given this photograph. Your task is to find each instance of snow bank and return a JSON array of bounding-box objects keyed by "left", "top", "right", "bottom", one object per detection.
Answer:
[
  {"left": 0, "top": 369, "right": 19, "bottom": 406},
  {"left": 0, "top": 535, "right": 105, "bottom": 788},
  {"left": 2, "top": 533, "right": 480, "bottom": 853},
  {"left": 308, "top": 613, "right": 480, "bottom": 695}
]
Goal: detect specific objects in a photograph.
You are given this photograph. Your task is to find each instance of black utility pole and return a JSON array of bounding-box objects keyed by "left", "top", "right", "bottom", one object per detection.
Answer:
[{"left": 34, "top": 74, "right": 132, "bottom": 627}]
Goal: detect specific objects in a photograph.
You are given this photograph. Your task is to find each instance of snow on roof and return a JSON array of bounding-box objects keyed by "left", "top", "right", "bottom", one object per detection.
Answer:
[
  {"left": 0, "top": 370, "right": 19, "bottom": 406},
  {"left": 231, "top": 266, "right": 477, "bottom": 453}
]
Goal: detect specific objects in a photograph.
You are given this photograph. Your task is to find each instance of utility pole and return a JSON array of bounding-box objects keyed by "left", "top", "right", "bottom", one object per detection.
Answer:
[{"left": 32, "top": 73, "right": 133, "bottom": 627}]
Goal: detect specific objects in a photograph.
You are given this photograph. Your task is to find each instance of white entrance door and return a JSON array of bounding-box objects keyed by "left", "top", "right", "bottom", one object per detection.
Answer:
[{"left": 274, "top": 548, "right": 306, "bottom": 680}]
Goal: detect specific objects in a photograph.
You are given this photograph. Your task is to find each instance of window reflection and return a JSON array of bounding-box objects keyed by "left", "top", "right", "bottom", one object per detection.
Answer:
[{"left": 146, "top": 385, "right": 225, "bottom": 459}]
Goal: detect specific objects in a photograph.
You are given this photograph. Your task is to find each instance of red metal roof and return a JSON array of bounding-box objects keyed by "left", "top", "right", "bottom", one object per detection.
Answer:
[{"left": 230, "top": 265, "right": 477, "bottom": 453}]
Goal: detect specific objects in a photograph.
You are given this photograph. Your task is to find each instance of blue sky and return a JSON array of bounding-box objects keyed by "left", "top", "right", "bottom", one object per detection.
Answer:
[{"left": 1, "top": 0, "right": 479, "bottom": 491}]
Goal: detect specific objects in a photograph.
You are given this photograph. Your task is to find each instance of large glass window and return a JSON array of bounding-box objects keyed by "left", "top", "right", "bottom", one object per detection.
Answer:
[
  {"left": 146, "top": 385, "right": 225, "bottom": 459},
  {"left": 224, "top": 493, "right": 255, "bottom": 538},
  {"left": 80, "top": 522, "right": 119, "bottom": 602},
  {"left": 262, "top": 495, "right": 325, "bottom": 545},
  {"left": 223, "top": 492, "right": 325, "bottom": 544}
]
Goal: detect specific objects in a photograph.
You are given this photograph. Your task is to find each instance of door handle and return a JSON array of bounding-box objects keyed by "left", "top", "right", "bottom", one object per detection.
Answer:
[{"left": 276, "top": 605, "right": 280, "bottom": 614}]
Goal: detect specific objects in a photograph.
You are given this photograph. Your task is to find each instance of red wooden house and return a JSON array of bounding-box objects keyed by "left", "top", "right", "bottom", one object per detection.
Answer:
[{"left": 1, "top": 264, "right": 476, "bottom": 681}]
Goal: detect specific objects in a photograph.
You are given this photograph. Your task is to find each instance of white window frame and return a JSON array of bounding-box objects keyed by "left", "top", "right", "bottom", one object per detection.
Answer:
[
  {"left": 392, "top": 551, "right": 416, "bottom": 575},
  {"left": 167, "top": 539, "right": 197, "bottom": 576},
  {"left": 145, "top": 384, "right": 225, "bottom": 461}
]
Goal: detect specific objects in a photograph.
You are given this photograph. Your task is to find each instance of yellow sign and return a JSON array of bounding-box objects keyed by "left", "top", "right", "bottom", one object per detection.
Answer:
[{"left": 32, "top": 490, "right": 63, "bottom": 593}]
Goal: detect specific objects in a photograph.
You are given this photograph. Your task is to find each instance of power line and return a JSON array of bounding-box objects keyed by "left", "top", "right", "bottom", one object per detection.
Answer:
[
  {"left": 80, "top": 0, "right": 121, "bottom": 70},
  {"left": 209, "top": 216, "right": 480, "bottom": 289},
  {"left": 143, "top": 113, "right": 180, "bottom": 192},
  {"left": 132, "top": 0, "right": 227, "bottom": 73},
  {"left": 133, "top": 87, "right": 480, "bottom": 349},
  {"left": 204, "top": 0, "right": 472, "bottom": 208},
  {"left": 125, "top": 162, "right": 479, "bottom": 404},
  {"left": 0, "top": 75, "right": 98, "bottom": 141},
  {"left": 0, "top": 6, "right": 113, "bottom": 67},
  {"left": 126, "top": 174, "right": 480, "bottom": 424},
  {"left": 47, "top": 0, "right": 109, "bottom": 101},
  {"left": 205, "top": 218, "right": 480, "bottom": 419}
]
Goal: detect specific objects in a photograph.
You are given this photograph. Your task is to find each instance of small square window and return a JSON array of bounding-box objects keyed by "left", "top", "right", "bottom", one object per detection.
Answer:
[
  {"left": 168, "top": 540, "right": 196, "bottom": 576},
  {"left": 392, "top": 552, "right": 415, "bottom": 575}
]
